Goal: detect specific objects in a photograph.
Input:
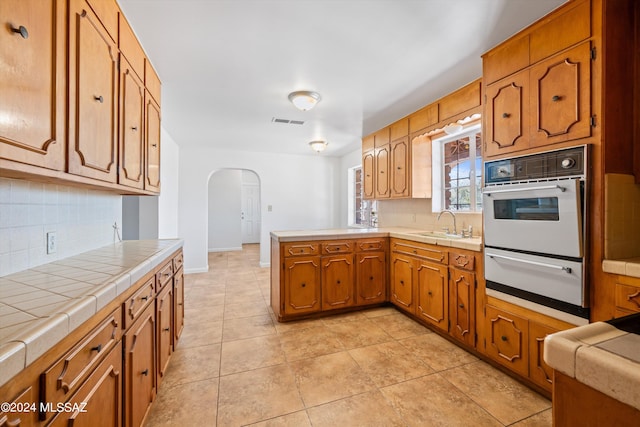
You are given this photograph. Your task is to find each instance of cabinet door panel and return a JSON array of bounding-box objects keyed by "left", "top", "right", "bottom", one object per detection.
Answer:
[
  {"left": 450, "top": 269, "right": 475, "bottom": 347},
  {"left": 0, "top": 0, "right": 65, "bottom": 170},
  {"left": 390, "top": 255, "right": 414, "bottom": 313},
  {"left": 119, "top": 56, "right": 145, "bottom": 189},
  {"left": 530, "top": 42, "right": 591, "bottom": 147},
  {"left": 485, "top": 70, "right": 529, "bottom": 158},
  {"left": 356, "top": 252, "right": 386, "bottom": 305},
  {"left": 486, "top": 305, "right": 528, "bottom": 377},
  {"left": 283, "top": 257, "right": 321, "bottom": 315},
  {"left": 390, "top": 138, "right": 409, "bottom": 198},
  {"left": 322, "top": 255, "right": 355, "bottom": 310},
  {"left": 145, "top": 94, "right": 161, "bottom": 192},
  {"left": 415, "top": 261, "right": 448, "bottom": 332},
  {"left": 68, "top": 0, "right": 118, "bottom": 182},
  {"left": 374, "top": 144, "right": 390, "bottom": 198},
  {"left": 156, "top": 284, "right": 173, "bottom": 387},
  {"left": 529, "top": 322, "right": 556, "bottom": 393},
  {"left": 362, "top": 150, "right": 375, "bottom": 199},
  {"left": 174, "top": 269, "right": 185, "bottom": 342}
]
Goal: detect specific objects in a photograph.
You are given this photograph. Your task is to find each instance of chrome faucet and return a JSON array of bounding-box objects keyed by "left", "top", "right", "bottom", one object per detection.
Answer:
[{"left": 437, "top": 210, "right": 457, "bottom": 235}]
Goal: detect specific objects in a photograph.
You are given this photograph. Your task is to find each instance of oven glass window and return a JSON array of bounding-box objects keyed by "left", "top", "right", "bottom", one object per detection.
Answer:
[{"left": 493, "top": 197, "right": 559, "bottom": 220}]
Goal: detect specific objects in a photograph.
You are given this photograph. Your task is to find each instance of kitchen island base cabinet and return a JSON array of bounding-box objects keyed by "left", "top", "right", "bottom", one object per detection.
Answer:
[
  {"left": 283, "top": 256, "right": 322, "bottom": 316},
  {"left": 356, "top": 252, "right": 386, "bottom": 305},
  {"left": 321, "top": 255, "right": 355, "bottom": 310},
  {"left": 390, "top": 255, "right": 415, "bottom": 314}
]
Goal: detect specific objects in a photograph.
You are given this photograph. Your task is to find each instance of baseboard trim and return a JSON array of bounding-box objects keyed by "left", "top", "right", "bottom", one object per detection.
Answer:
[
  {"left": 259, "top": 261, "right": 270, "bottom": 268},
  {"left": 208, "top": 246, "right": 242, "bottom": 252},
  {"left": 184, "top": 266, "right": 209, "bottom": 274}
]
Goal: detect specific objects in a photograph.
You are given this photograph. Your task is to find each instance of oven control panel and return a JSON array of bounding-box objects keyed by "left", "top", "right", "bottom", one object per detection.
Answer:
[{"left": 485, "top": 146, "right": 585, "bottom": 184}]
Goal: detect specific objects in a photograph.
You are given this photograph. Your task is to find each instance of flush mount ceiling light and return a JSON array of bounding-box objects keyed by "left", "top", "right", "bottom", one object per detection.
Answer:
[
  {"left": 443, "top": 123, "right": 464, "bottom": 135},
  {"left": 309, "top": 140, "right": 328, "bottom": 152},
  {"left": 288, "top": 91, "right": 321, "bottom": 111}
]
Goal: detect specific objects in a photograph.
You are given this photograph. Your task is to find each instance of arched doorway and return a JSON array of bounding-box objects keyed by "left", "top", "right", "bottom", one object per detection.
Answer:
[{"left": 207, "top": 169, "right": 261, "bottom": 253}]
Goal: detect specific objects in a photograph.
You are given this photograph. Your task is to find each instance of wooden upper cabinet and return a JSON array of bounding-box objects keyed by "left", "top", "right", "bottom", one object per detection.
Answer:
[
  {"left": 145, "top": 60, "right": 162, "bottom": 106},
  {"left": 483, "top": 35, "right": 530, "bottom": 85},
  {"left": 119, "top": 14, "right": 146, "bottom": 80},
  {"left": 0, "top": 0, "right": 66, "bottom": 171},
  {"left": 374, "top": 144, "right": 390, "bottom": 198},
  {"left": 119, "top": 55, "right": 145, "bottom": 189},
  {"left": 373, "top": 127, "right": 390, "bottom": 148},
  {"left": 389, "top": 118, "right": 409, "bottom": 141},
  {"left": 390, "top": 137, "right": 410, "bottom": 198},
  {"left": 145, "top": 93, "right": 161, "bottom": 192},
  {"left": 85, "top": 0, "right": 118, "bottom": 42},
  {"left": 362, "top": 150, "right": 375, "bottom": 199},
  {"left": 68, "top": 0, "right": 118, "bottom": 182},
  {"left": 529, "top": 42, "right": 592, "bottom": 148},
  {"left": 410, "top": 133, "right": 432, "bottom": 198},
  {"left": 409, "top": 104, "right": 438, "bottom": 134},
  {"left": 362, "top": 134, "right": 375, "bottom": 152},
  {"left": 485, "top": 69, "right": 530, "bottom": 158},
  {"left": 439, "top": 79, "right": 481, "bottom": 122}
]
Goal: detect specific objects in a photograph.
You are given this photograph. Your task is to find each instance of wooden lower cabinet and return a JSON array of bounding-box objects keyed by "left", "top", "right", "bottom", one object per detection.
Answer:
[
  {"left": 449, "top": 268, "right": 475, "bottom": 347},
  {"left": 355, "top": 252, "right": 386, "bottom": 305},
  {"left": 389, "top": 253, "right": 415, "bottom": 313},
  {"left": 124, "top": 302, "right": 156, "bottom": 427},
  {"left": 485, "top": 305, "right": 529, "bottom": 377},
  {"left": 415, "top": 260, "right": 448, "bottom": 332},
  {"left": 47, "top": 341, "right": 122, "bottom": 427},
  {"left": 283, "top": 256, "right": 322, "bottom": 316},
  {"left": 528, "top": 321, "right": 556, "bottom": 391},
  {"left": 173, "top": 267, "right": 185, "bottom": 342},
  {"left": 156, "top": 283, "right": 173, "bottom": 388},
  {"left": 0, "top": 386, "right": 38, "bottom": 427},
  {"left": 321, "top": 254, "right": 355, "bottom": 310}
]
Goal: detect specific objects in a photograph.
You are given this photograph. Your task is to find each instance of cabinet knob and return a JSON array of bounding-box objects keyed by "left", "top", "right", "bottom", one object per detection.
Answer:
[
  {"left": 380, "top": 171, "right": 384, "bottom": 174},
  {"left": 141, "top": 296, "right": 148, "bottom": 301},
  {"left": 163, "top": 327, "right": 170, "bottom": 332},
  {"left": 502, "top": 113, "right": 510, "bottom": 118},
  {"left": 337, "top": 280, "right": 341, "bottom": 284},
  {"left": 90, "top": 344, "right": 102, "bottom": 353},
  {"left": 12, "top": 25, "right": 29, "bottom": 39},
  {"left": 141, "top": 369, "right": 149, "bottom": 376},
  {"left": 131, "top": 126, "right": 138, "bottom": 131},
  {"left": 151, "top": 143, "right": 158, "bottom": 147},
  {"left": 501, "top": 336, "right": 508, "bottom": 342},
  {"left": 428, "top": 291, "right": 433, "bottom": 296},
  {"left": 459, "top": 303, "right": 464, "bottom": 308},
  {"left": 301, "top": 283, "right": 306, "bottom": 288},
  {"left": 397, "top": 166, "right": 402, "bottom": 170},
  {"left": 94, "top": 95, "right": 104, "bottom": 103},
  {"left": 413, "top": 250, "right": 417, "bottom": 254},
  {"left": 369, "top": 276, "right": 374, "bottom": 280},
  {"left": 400, "top": 280, "right": 404, "bottom": 285},
  {"left": 552, "top": 95, "right": 561, "bottom": 102}
]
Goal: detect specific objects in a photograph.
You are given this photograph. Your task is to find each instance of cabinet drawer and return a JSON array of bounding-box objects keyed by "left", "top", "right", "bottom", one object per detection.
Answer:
[
  {"left": 449, "top": 252, "right": 475, "bottom": 271},
  {"left": 173, "top": 251, "right": 184, "bottom": 272},
  {"left": 392, "top": 241, "right": 447, "bottom": 264},
  {"left": 156, "top": 260, "right": 174, "bottom": 291},
  {"left": 283, "top": 242, "right": 320, "bottom": 256},
  {"left": 123, "top": 277, "right": 155, "bottom": 329},
  {"left": 41, "top": 307, "right": 121, "bottom": 416},
  {"left": 357, "top": 239, "right": 386, "bottom": 252},
  {"left": 322, "top": 241, "right": 353, "bottom": 254},
  {"left": 615, "top": 283, "right": 640, "bottom": 313}
]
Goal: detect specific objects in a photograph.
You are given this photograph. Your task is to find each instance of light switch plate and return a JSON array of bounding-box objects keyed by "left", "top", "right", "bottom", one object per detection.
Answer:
[{"left": 47, "top": 232, "right": 57, "bottom": 254}]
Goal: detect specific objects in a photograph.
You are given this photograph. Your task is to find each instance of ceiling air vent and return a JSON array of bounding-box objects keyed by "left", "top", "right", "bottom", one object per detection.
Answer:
[{"left": 271, "top": 117, "right": 305, "bottom": 125}]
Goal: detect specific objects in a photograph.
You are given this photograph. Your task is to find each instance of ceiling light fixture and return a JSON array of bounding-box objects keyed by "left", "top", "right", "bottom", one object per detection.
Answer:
[
  {"left": 309, "top": 140, "right": 328, "bottom": 152},
  {"left": 288, "top": 90, "right": 321, "bottom": 111}
]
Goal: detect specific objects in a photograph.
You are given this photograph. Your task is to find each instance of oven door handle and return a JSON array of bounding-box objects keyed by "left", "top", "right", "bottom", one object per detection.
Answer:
[
  {"left": 482, "top": 184, "right": 566, "bottom": 196},
  {"left": 487, "top": 252, "right": 572, "bottom": 274}
]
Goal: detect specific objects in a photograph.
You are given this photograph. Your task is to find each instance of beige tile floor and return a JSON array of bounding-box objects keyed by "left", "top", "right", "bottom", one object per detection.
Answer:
[{"left": 144, "top": 245, "right": 552, "bottom": 427}]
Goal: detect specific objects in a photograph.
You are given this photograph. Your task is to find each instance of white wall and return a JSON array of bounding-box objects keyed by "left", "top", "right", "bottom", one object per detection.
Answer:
[
  {"left": 179, "top": 147, "right": 341, "bottom": 272},
  {"left": 158, "top": 127, "right": 180, "bottom": 238},
  {"left": 0, "top": 178, "right": 122, "bottom": 277},
  {"left": 208, "top": 169, "right": 242, "bottom": 251}
]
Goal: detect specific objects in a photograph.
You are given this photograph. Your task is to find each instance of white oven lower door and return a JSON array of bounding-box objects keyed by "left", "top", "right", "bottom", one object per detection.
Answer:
[
  {"left": 482, "top": 178, "right": 583, "bottom": 257},
  {"left": 484, "top": 248, "right": 584, "bottom": 306}
]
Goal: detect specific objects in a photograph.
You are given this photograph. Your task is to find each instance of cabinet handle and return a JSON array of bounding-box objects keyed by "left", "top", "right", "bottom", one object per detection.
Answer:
[
  {"left": 141, "top": 296, "right": 149, "bottom": 301},
  {"left": 459, "top": 303, "right": 464, "bottom": 308},
  {"left": 552, "top": 95, "right": 561, "bottom": 102},
  {"left": 163, "top": 327, "right": 170, "bottom": 332},
  {"left": 11, "top": 25, "right": 29, "bottom": 39},
  {"left": 301, "top": 283, "right": 306, "bottom": 288},
  {"left": 131, "top": 126, "right": 138, "bottom": 131},
  {"left": 151, "top": 143, "right": 158, "bottom": 147},
  {"left": 178, "top": 302, "right": 183, "bottom": 306},
  {"left": 397, "top": 166, "right": 402, "bottom": 170},
  {"left": 380, "top": 171, "right": 384, "bottom": 174},
  {"left": 94, "top": 95, "right": 104, "bottom": 103},
  {"left": 502, "top": 113, "right": 510, "bottom": 118},
  {"left": 141, "top": 369, "right": 149, "bottom": 376},
  {"left": 501, "top": 336, "right": 508, "bottom": 342},
  {"left": 413, "top": 250, "right": 417, "bottom": 254},
  {"left": 90, "top": 344, "right": 102, "bottom": 353}
]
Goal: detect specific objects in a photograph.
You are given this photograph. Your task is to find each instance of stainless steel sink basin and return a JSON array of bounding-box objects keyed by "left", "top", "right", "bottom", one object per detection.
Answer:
[{"left": 412, "top": 231, "right": 463, "bottom": 239}]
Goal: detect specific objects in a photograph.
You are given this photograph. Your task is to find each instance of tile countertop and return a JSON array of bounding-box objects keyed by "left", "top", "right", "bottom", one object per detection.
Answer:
[
  {"left": 270, "top": 227, "right": 483, "bottom": 252},
  {"left": 602, "top": 257, "right": 640, "bottom": 278},
  {"left": 0, "top": 239, "right": 183, "bottom": 389},
  {"left": 544, "top": 321, "right": 640, "bottom": 411}
]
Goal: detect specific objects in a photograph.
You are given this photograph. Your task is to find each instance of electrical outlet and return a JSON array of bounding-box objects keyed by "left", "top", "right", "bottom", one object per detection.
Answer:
[{"left": 47, "top": 232, "right": 57, "bottom": 254}]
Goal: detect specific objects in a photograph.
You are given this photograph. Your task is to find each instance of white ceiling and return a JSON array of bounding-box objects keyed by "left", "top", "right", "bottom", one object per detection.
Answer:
[{"left": 118, "top": 0, "right": 566, "bottom": 157}]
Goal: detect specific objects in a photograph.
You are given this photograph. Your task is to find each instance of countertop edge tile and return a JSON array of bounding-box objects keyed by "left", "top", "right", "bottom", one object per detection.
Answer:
[
  {"left": 543, "top": 333, "right": 581, "bottom": 378},
  {"left": 20, "top": 313, "right": 69, "bottom": 366},
  {"left": 0, "top": 341, "right": 27, "bottom": 386},
  {"left": 575, "top": 345, "right": 640, "bottom": 411},
  {"left": 60, "top": 295, "right": 98, "bottom": 333}
]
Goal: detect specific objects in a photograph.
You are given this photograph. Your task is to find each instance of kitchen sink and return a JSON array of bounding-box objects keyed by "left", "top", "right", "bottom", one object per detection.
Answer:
[{"left": 412, "top": 231, "right": 463, "bottom": 239}]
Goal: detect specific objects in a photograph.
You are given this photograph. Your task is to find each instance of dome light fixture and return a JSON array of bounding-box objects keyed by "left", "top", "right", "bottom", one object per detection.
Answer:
[
  {"left": 288, "top": 90, "right": 321, "bottom": 111},
  {"left": 309, "top": 140, "right": 328, "bottom": 152}
]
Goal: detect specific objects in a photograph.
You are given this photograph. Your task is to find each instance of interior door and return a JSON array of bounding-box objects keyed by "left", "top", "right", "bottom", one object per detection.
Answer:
[{"left": 241, "top": 183, "right": 260, "bottom": 244}]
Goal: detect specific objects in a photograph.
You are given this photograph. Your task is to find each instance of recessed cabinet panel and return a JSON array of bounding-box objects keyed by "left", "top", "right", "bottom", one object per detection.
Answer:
[
  {"left": 321, "top": 255, "right": 355, "bottom": 310},
  {"left": 119, "top": 56, "right": 145, "bottom": 189},
  {"left": 390, "top": 255, "right": 414, "bottom": 312},
  {"left": 68, "top": 0, "right": 118, "bottom": 182},
  {"left": 145, "top": 94, "right": 161, "bottom": 192},
  {"left": 450, "top": 269, "right": 475, "bottom": 347},
  {"left": 486, "top": 305, "right": 529, "bottom": 377},
  {"left": 0, "top": 0, "right": 66, "bottom": 171},
  {"left": 415, "top": 261, "right": 448, "bottom": 332},
  {"left": 363, "top": 150, "right": 375, "bottom": 199},
  {"left": 529, "top": 321, "right": 556, "bottom": 393},
  {"left": 356, "top": 252, "right": 386, "bottom": 305},
  {"left": 375, "top": 144, "right": 390, "bottom": 198},
  {"left": 284, "top": 257, "right": 321, "bottom": 315},
  {"left": 530, "top": 42, "right": 592, "bottom": 148},
  {"left": 390, "top": 138, "right": 410, "bottom": 198}
]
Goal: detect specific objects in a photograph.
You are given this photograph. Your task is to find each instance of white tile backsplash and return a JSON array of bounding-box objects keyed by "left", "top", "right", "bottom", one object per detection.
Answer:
[{"left": 0, "top": 178, "right": 122, "bottom": 277}]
